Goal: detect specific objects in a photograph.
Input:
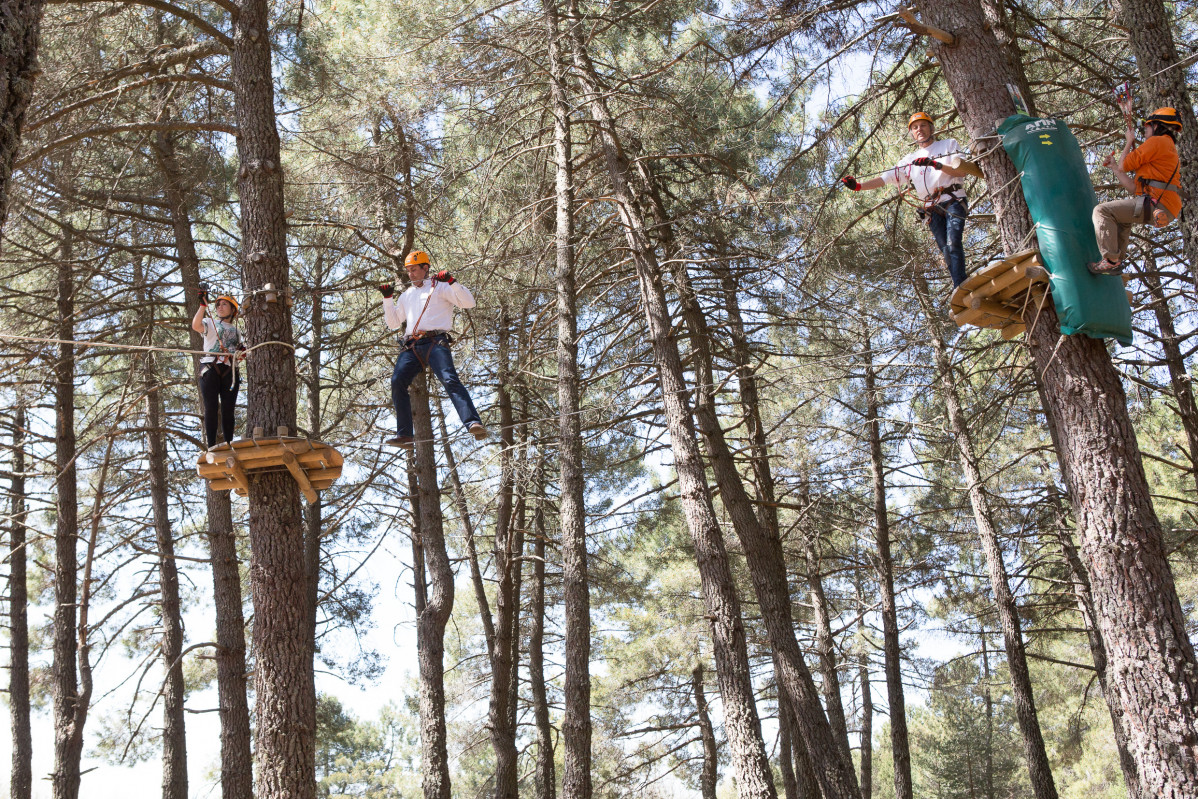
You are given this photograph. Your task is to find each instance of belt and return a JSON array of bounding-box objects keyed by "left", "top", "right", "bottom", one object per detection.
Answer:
[
  {"left": 403, "top": 330, "right": 451, "bottom": 345},
  {"left": 928, "top": 184, "right": 966, "bottom": 204}
]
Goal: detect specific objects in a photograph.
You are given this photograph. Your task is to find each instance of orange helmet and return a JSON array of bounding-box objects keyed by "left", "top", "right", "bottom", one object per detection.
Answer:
[
  {"left": 215, "top": 295, "right": 240, "bottom": 317},
  {"left": 908, "top": 111, "right": 935, "bottom": 130},
  {"left": 1145, "top": 107, "right": 1182, "bottom": 131},
  {"left": 405, "top": 250, "right": 431, "bottom": 268}
]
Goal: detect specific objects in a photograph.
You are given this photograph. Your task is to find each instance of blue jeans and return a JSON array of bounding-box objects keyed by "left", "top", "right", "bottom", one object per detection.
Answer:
[
  {"left": 391, "top": 335, "right": 481, "bottom": 437},
  {"left": 927, "top": 198, "right": 968, "bottom": 287}
]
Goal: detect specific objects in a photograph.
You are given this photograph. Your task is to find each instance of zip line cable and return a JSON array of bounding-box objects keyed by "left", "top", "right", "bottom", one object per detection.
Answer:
[{"left": 0, "top": 330, "right": 296, "bottom": 358}]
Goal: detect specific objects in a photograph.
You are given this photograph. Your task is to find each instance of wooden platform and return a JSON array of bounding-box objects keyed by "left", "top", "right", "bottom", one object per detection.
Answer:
[
  {"left": 949, "top": 249, "right": 1052, "bottom": 340},
  {"left": 196, "top": 437, "right": 343, "bottom": 504}
]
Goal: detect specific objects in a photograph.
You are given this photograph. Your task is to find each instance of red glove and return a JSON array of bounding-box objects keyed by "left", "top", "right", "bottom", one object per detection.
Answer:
[
  {"left": 841, "top": 176, "right": 861, "bottom": 191},
  {"left": 912, "top": 157, "right": 942, "bottom": 168},
  {"left": 197, "top": 288, "right": 209, "bottom": 306},
  {"left": 433, "top": 270, "right": 455, "bottom": 284},
  {"left": 378, "top": 283, "right": 394, "bottom": 298}
]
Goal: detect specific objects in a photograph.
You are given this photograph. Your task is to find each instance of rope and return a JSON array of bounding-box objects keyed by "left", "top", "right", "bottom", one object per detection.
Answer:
[{"left": 0, "top": 330, "right": 296, "bottom": 358}]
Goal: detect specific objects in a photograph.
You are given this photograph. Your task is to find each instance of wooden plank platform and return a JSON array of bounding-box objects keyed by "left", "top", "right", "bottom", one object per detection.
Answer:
[
  {"left": 949, "top": 249, "right": 1052, "bottom": 334},
  {"left": 196, "top": 437, "right": 343, "bottom": 504}
]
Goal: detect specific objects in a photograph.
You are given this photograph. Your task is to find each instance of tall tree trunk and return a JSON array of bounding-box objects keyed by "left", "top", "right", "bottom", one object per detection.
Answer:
[
  {"left": 544, "top": 3, "right": 591, "bottom": 795},
  {"left": 692, "top": 662, "right": 719, "bottom": 799},
  {"left": 1113, "top": 0, "right": 1198, "bottom": 279},
  {"left": 802, "top": 524, "right": 852, "bottom": 764},
  {"left": 917, "top": 1, "right": 1198, "bottom": 793},
  {"left": 529, "top": 468, "right": 556, "bottom": 799},
  {"left": 778, "top": 694, "right": 798, "bottom": 799},
  {"left": 0, "top": 0, "right": 44, "bottom": 232},
  {"left": 856, "top": 586, "right": 873, "bottom": 799},
  {"left": 489, "top": 309, "right": 519, "bottom": 799},
  {"left": 913, "top": 271, "right": 1059, "bottom": 799},
  {"left": 568, "top": 18, "right": 778, "bottom": 799},
  {"left": 139, "top": 267, "right": 188, "bottom": 799},
  {"left": 861, "top": 343, "right": 912, "bottom": 799},
  {"left": 207, "top": 489, "right": 253, "bottom": 799},
  {"left": 305, "top": 252, "right": 325, "bottom": 684},
  {"left": 8, "top": 401, "right": 30, "bottom": 799},
  {"left": 51, "top": 232, "right": 86, "bottom": 799},
  {"left": 156, "top": 120, "right": 253, "bottom": 799},
  {"left": 410, "top": 373, "right": 453, "bottom": 799},
  {"left": 231, "top": 0, "right": 312, "bottom": 793},
  {"left": 1043, "top": 476, "right": 1141, "bottom": 797},
  {"left": 1138, "top": 254, "right": 1198, "bottom": 494},
  {"left": 633, "top": 145, "right": 858, "bottom": 799},
  {"left": 981, "top": 633, "right": 995, "bottom": 799}
]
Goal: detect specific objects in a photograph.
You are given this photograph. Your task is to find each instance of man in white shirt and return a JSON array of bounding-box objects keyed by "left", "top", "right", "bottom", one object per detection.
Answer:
[
  {"left": 379, "top": 249, "right": 486, "bottom": 449},
  {"left": 841, "top": 112, "right": 972, "bottom": 287}
]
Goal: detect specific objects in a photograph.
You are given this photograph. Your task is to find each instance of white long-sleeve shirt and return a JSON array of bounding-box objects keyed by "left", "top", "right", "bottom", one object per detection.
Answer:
[
  {"left": 383, "top": 279, "right": 476, "bottom": 337},
  {"left": 881, "top": 138, "right": 966, "bottom": 202}
]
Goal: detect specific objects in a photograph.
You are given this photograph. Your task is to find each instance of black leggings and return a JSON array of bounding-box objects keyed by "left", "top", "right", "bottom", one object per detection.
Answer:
[{"left": 200, "top": 364, "right": 240, "bottom": 447}]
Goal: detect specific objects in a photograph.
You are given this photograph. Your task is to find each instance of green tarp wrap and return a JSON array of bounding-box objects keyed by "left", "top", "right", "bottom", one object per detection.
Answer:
[{"left": 998, "top": 114, "right": 1132, "bottom": 345}]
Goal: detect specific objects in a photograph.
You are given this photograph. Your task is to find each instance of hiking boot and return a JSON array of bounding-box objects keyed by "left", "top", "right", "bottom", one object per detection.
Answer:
[
  {"left": 385, "top": 435, "right": 414, "bottom": 450},
  {"left": 468, "top": 423, "right": 488, "bottom": 441},
  {"left": 1086, "top": 258, "right": 1123, "bottom": 275}
]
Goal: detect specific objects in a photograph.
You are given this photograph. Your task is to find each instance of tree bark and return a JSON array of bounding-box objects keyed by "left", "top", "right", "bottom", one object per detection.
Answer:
[
  {"left": 8, "top": 401, "right": 30, "bottom": 799},
  {"left": 52, "top": 232, "right": 86, "bottom": 799},
  {"left": 861, "top": 343, "right": 912, "bottom": 799},
  {"left": 529, "top": 460, "right": 556, "bottom": 799},
  {"left": 0, "top": 0, "right": 45, "bottom": 232},
  {"left": 857, "top": 577, "right": 876, "bottom": 799},
  {"left": 913, "top": 271, "right": 1059, "bottom": 799},
  {"left": 1043, "top": 476, "right": 1141, "bottom": 797},
  {"left": 156, "top": 122, "right": 254, "bottom": 799},
  {"left": 1138, "top": 254, "right": 1198, "bottom": 494},
  {"left": 140, "top": 268, "right": 188, "bottom": 799},
  {"left": 545, "top": 3, "right": 592, "bottom": 796},
  {"left": 917, "top": 1, "right": 1198, "bottom": 793},
  {"left": 410, "top": 373, "right": 453, "bottom": 799},
  {"left": 802, "top": 527, "right": 853, "bottom": 765},
  {"left": 305, "top": 252, "right": 325, "bottom": 685},
  {"left": 206, "top": 488, "right": 254, "bottom": 799},
  {"left": 489, "top": 309, "right": 519, "bottom": 799},
  {"left": 692, "top": 662, "right": 719, "bottom": 799},
  {"left": 568, "top": 19, "right": 778, "bottom": 799},
  {"left": 231, "top": 0, "right": 312, "bottom": 793},
  {"left": 633, "top": 142, "right": 859, "bottom": 799}
]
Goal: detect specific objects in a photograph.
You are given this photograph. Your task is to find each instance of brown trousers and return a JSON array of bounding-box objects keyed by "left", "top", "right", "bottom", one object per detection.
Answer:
[{"left": 1092, "top": 197, "right": 1174, "bottom": 262}]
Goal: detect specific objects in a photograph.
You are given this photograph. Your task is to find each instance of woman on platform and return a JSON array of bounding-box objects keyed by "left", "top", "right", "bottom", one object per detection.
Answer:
[{"left": 191, "top": 288, "right": 245, "bottom": 448}]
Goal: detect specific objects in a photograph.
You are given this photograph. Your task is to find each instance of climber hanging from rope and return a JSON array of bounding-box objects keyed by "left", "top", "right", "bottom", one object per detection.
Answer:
[
  {"left": 841, "top": 111, "right": 974, "bottom": 287},
  {"left": 191, "top": 285, "right": 246, "bottom": 449},
  {"left": 379, "top": 250, "right": 487, "bottom": 450},
  {"left": 1088, "top": 95, "right": 1185, "bottom": 275}
]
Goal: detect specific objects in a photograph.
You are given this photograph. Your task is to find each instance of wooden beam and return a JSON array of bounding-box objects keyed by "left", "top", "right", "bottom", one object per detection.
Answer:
[
  {"left": 225, "top": 456, "right": 250, "bottom": 494},
  {"left": 897, "top": 8, "right": 956, "bottom": 45},
  {"left": 1001, "top": 323, "right": 1026, "bottom": 340},
  {"left": 281, "top": 450, "right": 319, "bottom": 505}
]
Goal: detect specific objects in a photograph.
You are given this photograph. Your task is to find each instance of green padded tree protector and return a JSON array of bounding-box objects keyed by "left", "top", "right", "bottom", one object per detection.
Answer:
[{"left": 998, "top": 114, "right": 1132, "bottom": 345}]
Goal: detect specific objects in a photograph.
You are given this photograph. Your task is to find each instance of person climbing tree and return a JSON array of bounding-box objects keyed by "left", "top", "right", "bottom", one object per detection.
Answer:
[
  {"left": 1089, "top": 99, "right": 1185, "bottom": 275},
  {"left": 191, "top": 287, "right": 245, "bottom": 449},
  {"left": 842, "top": 112, "right": 973, "bottom": 287},
  {"left": 380, "top": 250, "right": 487, "bottom": 449}
]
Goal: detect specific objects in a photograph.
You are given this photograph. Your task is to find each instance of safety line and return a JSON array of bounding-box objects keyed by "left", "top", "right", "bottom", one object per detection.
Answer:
[{"left": 0, "top": 330, "right": 296, "bottom": 358}]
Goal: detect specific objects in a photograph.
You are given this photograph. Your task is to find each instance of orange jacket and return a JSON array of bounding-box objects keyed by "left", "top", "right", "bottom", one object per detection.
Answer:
[{"left": 1122, "top": 135, "right": 1183, "bottom": 218}]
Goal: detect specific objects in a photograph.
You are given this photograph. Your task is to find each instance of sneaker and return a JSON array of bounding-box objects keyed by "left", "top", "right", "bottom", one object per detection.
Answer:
[
  {"left": 468, "top": 423, "right": 488, "bottom": 441},
  {"left": 1086, "top": 259, "right": 1123, "bottom": 275},
  {"left": 385, "top": 435, "right": 414, "bottom": 450}
]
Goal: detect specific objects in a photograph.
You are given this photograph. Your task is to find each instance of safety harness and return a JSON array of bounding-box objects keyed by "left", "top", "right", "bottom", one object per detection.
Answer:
[
  {"left": 917, "top": 183, "right": 967, "bottom": 220},
  {"left": 1135, "top": 163, "right": 1186, "bottom": 227}
]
